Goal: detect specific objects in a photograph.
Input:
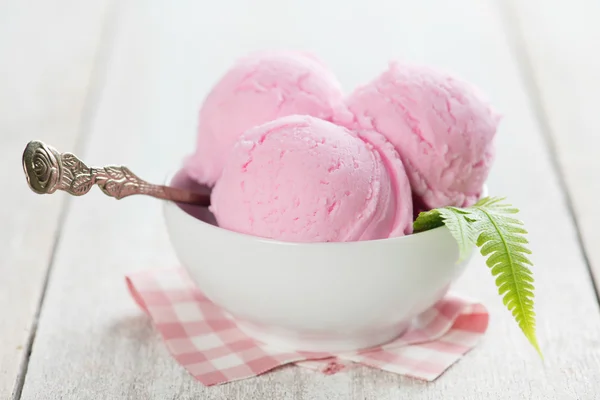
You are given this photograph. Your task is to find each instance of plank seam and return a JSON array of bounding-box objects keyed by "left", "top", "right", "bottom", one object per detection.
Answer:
[
  {"left": 495, "top": 0, "right": 600, "bottom": 306},
  {"left": 12, "top": 1, "right": 121, "bottom": 398}
]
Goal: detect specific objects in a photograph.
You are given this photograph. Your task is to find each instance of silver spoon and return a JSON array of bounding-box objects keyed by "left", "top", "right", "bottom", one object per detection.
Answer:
[{"left": 22, "top": 140, "right": 211, "bottom": 207}]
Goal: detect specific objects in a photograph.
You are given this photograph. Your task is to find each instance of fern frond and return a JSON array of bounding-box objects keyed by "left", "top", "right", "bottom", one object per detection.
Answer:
[
  {"left": 413, "top": 196, "right": 542, "bottom": 358},
  {"left": 414, "top": 207, "right": 477, "bottom": 262},
  {"left": 470, "top": 197, "right": 542, "bottom": 358},
  {"left": 437, "top": 207, "right": 477, "bottom": 262},
  {"left": 413, "top": 209, "right": 444, "bottom": 232}
]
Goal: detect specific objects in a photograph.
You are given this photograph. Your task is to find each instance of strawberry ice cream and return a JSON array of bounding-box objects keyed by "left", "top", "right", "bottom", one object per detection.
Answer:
[
  {"left": 210, "top": 115, "right": 413, "bottom": 243},
  {"left": 184, "top": 50, "right": 351, "bottom": 186},
  {"left": 339, "top": 62, "right": 501, "bottom": 210}
]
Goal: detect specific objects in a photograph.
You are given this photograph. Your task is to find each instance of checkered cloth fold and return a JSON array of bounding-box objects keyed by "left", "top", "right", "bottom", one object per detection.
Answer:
[{"left": 126, "top": 268, "right": 488, "bottom": 386}]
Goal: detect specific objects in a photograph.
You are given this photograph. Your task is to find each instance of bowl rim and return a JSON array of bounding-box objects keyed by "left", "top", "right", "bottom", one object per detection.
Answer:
[{"left": 164, "top": 170, "right": 488, "bottom": 248}]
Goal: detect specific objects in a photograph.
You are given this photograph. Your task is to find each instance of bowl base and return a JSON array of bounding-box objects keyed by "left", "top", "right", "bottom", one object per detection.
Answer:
[{"left": 234, "top": 320, "right": 411, "bottom": 353}]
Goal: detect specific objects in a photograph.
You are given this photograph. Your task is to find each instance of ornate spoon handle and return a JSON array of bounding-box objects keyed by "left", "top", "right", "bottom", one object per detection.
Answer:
[{"left": 22, "top": 140, "right": 210, "bottom": 207}]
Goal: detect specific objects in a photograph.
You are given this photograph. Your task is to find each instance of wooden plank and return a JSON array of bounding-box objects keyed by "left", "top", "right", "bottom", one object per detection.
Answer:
[
  {"left": 19, "top": 0, "right": 600, "bottom": 398},
  {"left": 0, "top": 0, "right": 113, "bottom": 397},
  {"left": 503, "top": 0, "right": 600, "bottom": 296}
]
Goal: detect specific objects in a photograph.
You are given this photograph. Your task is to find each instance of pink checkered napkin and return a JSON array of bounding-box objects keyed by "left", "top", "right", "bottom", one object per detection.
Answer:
[{"left": 125, "top": 268, "right": 489, "bottom": 386}]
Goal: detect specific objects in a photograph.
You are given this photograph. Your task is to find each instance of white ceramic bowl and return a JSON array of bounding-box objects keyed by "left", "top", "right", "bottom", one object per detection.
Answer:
[{"left": 163, "top": 170, "right": 477, "bottom": 352}]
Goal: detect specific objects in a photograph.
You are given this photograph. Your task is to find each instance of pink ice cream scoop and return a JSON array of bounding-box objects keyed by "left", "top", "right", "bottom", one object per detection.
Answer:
[
  {"left": 210, "top": 115, "right": 413, "bottom": 243},
  {"left": 184, "top": 50, "right": 351, "bottom": 186},
  {"left": 340, "top": 62, "right": 501, "bottom": 210}
]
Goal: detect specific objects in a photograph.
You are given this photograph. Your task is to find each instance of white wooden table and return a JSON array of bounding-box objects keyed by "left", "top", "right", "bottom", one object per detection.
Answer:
[{"left": 2, "top": 0, "right": 600, "bottom": 398}]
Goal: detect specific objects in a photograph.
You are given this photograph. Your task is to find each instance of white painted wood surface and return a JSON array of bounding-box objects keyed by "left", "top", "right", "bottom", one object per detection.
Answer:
[
  {"left": 0, "top": 0, "right": 112, "bottom": 397},
  {"left": 5, "top": 0, "right": 600, "bottom": 398},
  {"left": 505, "top": 0, "right": 600, "bottom": 294}
]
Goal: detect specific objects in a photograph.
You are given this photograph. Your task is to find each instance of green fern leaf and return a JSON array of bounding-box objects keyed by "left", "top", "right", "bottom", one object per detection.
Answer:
[
  {"left": 469, "top": 198, "right": 541, "bottom": 357},
  {"left": 437, "top": 207, "right": 478, "bottom": 262},
  {"left": 413, "top": 196, "right": 542, "bottom": 358},
  {"left": 413, "top": 209, "right": 444, "bottom": 232},
  {"left": 414, "top": 207, "right": 476, "bottom": 262},
  {"left": 468, "top": 197, "right": 541, "bottom": 358}
]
